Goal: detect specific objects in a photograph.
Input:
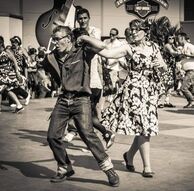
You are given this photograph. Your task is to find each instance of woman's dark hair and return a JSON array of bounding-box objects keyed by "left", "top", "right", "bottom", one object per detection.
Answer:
[
  {"left": 72, "top": 28, "right": 89, "bottom": 47},
  {"left": 0, "top": 36, "right": 5, "bottom": 48},
  {"left": 37, "top": 50, "right": 46, "bottom": 59},
  {"left": 28, "top": 48, "right": 37, "bottom": 55},
  {"left": 72, "top": 28, "right": 89, "bottom": 40},
  {"left": 129, "top": 19, "right": 149, "bottom": 32},
  {"left": 10, "top": 36, "right": 22, "bottom": 45}
]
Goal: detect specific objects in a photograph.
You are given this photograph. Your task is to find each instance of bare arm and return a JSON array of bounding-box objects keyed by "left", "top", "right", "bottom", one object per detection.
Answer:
[
  {"left": 164, "top": 44, "right": 179, "bottom": 56},
  {"left": 78, "top": 35, "right": 132, "bottom": 59}
]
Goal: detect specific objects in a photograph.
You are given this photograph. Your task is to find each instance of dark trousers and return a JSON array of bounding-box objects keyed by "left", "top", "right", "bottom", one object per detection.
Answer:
[
  {"left": 9, "top": 87, "right": 28, "bottom": 105},
  {"left": 12, "top": 87, "right": 28, "bottom": 99},
  {"left": 68, "top": 88, "right": 107, "bottom": 135},
  {"left": 47, "top": 95, "right": 108, "bottom": 167},
  {"left": 181, "top": 70, "right": 194, "bottom": 102}
]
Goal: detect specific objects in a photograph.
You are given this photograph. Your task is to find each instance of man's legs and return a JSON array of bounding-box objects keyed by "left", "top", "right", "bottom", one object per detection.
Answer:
[
  {"left": 73, "top": 96, "right": 119, "bottom": 186},
  {"left": 91, "top": 88, "right": 115, "bottom": 149},
  {"left": 181, "top": 72, "right": 194, "bottom": 108},
  {"left": 64, "top": 88, "right": 115, "bottom": 148},
  {"left": 47, "top": 97, "right": 74, "bottom": 182}
]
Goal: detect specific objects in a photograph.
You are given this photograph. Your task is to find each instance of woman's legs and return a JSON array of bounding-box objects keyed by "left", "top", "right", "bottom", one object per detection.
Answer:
[
  {"left": 126, "top": 136, "right": 139, "bottom": 166},
  {"left": 7, "top": 91, "right": 23, "bottom": 109},
  {"left": 126, "top": 136, "right": 152, "bottom": 172},
  {"left": 138, "top": 136, "right": 152, "bottom": 172}
]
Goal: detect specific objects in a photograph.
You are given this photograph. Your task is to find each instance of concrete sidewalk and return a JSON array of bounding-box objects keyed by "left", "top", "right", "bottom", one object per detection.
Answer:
[{"left": 0, "top": 95, "right": 194, "bottom": 191}]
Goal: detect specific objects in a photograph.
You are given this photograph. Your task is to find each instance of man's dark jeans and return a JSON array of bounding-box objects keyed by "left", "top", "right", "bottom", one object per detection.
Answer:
[
  {"left": 47, "top": 95, "right": 108, "bottom": 167},
  {"left": 181, "top": 70, "right": 194, "bottom": 102}
]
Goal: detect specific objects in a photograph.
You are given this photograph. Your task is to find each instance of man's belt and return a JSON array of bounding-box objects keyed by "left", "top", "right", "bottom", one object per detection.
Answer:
[{"left": 61, "top": 91, "right": 90, "bottom": 99}]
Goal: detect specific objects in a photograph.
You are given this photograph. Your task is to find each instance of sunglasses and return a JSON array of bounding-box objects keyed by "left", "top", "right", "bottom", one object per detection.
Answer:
[
  {"left": 52, "top": 35, "right": 68, "bottom": 43},
  {"left": 168, "top": 37, "right": 174, "bottom": 40}
]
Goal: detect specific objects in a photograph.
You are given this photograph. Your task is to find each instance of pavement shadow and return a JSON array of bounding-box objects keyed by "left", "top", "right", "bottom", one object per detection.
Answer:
[
  {"left": 69, "top": 154, "right": 142, "bottom": 175},
  {"left": 13, "top": 129, "right": 48, "bottom": 146},
  {"left": 110, "top": 159, "right": 142, "bottom": 175},
  {"left": 67, "top": 176, "right": 108, "bottom": 186},
  {"left": 68, "top": 154, "right": 100, "bottom": 171},
  {"left": 13, "top": 129, "right": 89, "bottom": 149},
  {"left": 0, "top": 160, "right": 55, "bottom": 179},
  {"left": 166, "top": 109, "right": 194, "bottom": 115}
]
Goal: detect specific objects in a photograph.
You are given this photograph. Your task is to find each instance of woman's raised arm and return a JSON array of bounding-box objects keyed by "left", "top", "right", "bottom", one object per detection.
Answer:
[{"left": 78, "top": 35, "right": 132, "bottom": 59}]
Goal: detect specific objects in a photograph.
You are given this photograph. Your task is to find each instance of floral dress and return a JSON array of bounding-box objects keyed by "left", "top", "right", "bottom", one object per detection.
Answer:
[
  {"left": 101, "top": 42, "right": 164, "bottom": 136},
  {"left": 160, "top": 50, "right": 176, "bottom": 90},
  {"left": 0, "top": 51, "right": 18, "bottom": 91}
]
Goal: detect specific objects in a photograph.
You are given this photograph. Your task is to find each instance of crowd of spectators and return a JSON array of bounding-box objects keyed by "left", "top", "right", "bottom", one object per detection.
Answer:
[{"left": 1, "top": 16, "right": 194, "bottom": 114}]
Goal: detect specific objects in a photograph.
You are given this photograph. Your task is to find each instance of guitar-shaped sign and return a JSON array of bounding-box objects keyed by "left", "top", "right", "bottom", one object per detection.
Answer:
[{"left": 35, "top": 0, "right": 74, "bottom": 48}]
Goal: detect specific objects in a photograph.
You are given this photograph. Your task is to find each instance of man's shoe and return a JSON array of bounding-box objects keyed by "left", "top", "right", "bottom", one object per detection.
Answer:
[
  {"left": 14, "top": 106, "right": 24, "bottom": 113},
  {"left": 105, "top": 168, "right": 119, "bottom": 187},
  {"left": 183, "top": 102, "right": 194, "bottom": 108},
  {"left": 123, "top": 152, "right": 135, "bottom": 172},
  {"left": 50, "top": 170, "right": 75, "bottom": 183},
  {"left": 63, "top": 132, "right": 76, "bottom": 143},
  {"left": 103, "top": 131, "right": 115, "bottom": 149}
]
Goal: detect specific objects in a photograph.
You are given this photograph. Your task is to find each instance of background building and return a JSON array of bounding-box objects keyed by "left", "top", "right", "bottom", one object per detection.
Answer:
[{"left": 0, "top": 0, "right": 193, "bottom": 49}]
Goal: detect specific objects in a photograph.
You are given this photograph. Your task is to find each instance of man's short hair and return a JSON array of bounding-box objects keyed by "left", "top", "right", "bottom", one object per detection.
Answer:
[
  {"left": 177, "top": 32, "right": 188, "bottom": 39},
  {"left": 52, "top": 25, "right": 73, "bottom": 41},
  {"left": 76, "top": 8, "right": 90, "bottom": 20}
]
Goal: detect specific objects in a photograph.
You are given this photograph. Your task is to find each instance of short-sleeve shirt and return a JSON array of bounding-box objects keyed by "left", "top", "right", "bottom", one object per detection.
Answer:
[{"left": 55, "top": 45, "right": 95, "bottom": 94}]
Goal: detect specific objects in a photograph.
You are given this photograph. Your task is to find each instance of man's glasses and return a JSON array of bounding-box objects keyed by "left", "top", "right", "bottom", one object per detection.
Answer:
[
  {"left": 168, "top": 37, "right": 174, "bottom": 40},
  {"left": 52, "top": 35, "right": 68, "bottom": 43}
]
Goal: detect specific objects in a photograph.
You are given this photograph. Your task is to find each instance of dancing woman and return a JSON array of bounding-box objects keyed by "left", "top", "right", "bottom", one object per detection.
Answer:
[
  {"left": 0, "top": 36, "right": 24, "bottom": 113},
  {"left": 78, "top": 19, "right": 167, "bottom": 177}
]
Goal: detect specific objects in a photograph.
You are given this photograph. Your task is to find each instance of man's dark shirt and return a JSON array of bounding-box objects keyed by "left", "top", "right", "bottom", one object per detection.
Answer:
[{"left": 42, "top": 44, "right": 95, "bottom": 95}]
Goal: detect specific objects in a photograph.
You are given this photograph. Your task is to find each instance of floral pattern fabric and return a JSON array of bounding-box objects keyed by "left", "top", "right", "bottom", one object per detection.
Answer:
[
  {"left": 160, "top": 51, "right": 176, "bottom": 90},
  {"left": 0, "top": 51, "right": 18, "bottom": 88},
  {"left": 101, "top": 43, "right": 163, "bottom": 136}
]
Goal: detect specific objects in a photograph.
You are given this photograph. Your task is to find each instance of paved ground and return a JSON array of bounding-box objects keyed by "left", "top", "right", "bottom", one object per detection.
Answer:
[{"left": 0, "top": 95, "right": 194, "bottom": 191}]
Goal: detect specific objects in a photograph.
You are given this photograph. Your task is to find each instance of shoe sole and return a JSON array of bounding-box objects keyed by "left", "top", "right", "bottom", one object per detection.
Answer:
[
  {"left": 109, "top": 182, "right": 120, "bottom": 187},
  {"left": 14, "top": 108, "right": 24, "bottom": 114},
  {"left": 50, "top": 170, "right": 75, "bottom": 183}
]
